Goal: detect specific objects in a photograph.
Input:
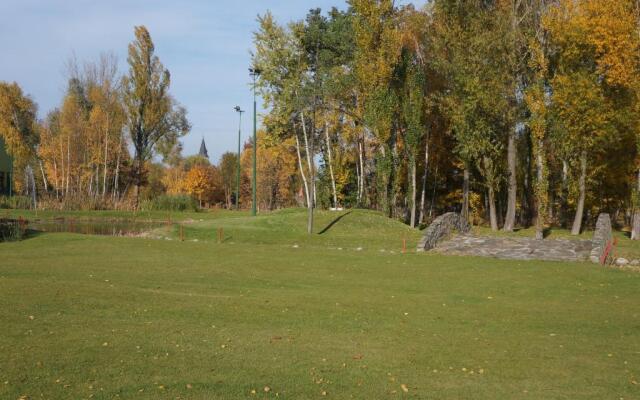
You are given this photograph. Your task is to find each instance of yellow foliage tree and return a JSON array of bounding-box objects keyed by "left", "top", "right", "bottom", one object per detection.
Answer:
[{"left": 183, "top": 164, "right": 218, "bottom": 207}]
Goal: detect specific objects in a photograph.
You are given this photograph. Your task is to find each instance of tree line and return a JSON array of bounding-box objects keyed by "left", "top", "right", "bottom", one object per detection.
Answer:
[
  {"left": 3, "top": 1, "right": 640, "bottom": 239},
  {"left": 252, "top": 0, "right": 640, "bottom": 237},
  {"left": 1, "top": 24, "right": 306, "bottom": 212}
]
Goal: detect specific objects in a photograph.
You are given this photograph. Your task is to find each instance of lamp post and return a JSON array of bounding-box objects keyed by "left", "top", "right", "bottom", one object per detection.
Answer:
[
  {"left": 249, "top": 67, "right": 261, "bottom": 216},
  {"left": 233, "top": 106, "right": 244, "bottom": 210}
]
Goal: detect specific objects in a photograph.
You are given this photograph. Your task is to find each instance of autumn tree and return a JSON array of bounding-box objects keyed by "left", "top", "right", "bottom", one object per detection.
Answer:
[
  {"left": 0, "top": 82, "right": 39, "bottom": 193},
  {"left": 219, "top": 152, "right": 239, "bottom": 208},
  {"left": 123, "top": 26, "right": 190, "bottom": 207},
  {"left": 545, "top": 0, "right": 638, "bottom": 235},
  {"left": 183, "top": 164, "right": 218, "bottom": 207}
]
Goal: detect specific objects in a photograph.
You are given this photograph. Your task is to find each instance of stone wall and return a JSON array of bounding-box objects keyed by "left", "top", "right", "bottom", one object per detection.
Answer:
[
  {"left": 417, "top": 212, "right": 470, "bottom": 252},
  {"left": 589, "top": 213, "right": 612, "bottom": 264}
]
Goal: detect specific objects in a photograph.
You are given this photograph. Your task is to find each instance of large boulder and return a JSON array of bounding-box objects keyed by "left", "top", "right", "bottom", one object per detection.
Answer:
[
  {"left": 590, "top": 213, "right": 612, "bottom": 264},
  {"left": 417, "top": 212, "right": 470, "bottom": 252}
]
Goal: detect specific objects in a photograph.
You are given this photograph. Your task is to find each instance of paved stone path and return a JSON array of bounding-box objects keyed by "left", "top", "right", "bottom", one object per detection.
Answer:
[{"left": 433, "top": 234, "right": 593, "bottom": 262}]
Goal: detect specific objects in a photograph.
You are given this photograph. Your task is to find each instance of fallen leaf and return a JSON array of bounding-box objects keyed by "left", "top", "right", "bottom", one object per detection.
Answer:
[{"left": 401, "top": 384, "right": 409, "bottom": 393}]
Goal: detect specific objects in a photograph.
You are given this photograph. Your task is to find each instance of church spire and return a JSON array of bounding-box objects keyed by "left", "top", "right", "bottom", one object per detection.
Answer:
[{"left": 199, "top": 137, "right": 209, "bottom": 159}]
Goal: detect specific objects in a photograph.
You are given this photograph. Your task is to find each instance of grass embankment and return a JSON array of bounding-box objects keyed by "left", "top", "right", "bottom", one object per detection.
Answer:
[{"left": 1, "top": 209, "right": 640, "bottom": 399}]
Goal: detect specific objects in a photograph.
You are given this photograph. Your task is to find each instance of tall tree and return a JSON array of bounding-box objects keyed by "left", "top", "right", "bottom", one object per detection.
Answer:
[
  {"left": 123, "top": 26, "right": 190, "bottom": 207},
  {"left": 0, "top": 82, "right": 39, "bottom": 193}
]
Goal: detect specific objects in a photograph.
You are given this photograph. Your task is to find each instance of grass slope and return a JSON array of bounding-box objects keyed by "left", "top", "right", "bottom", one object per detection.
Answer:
[{"left": 1, "top": 209, "right": 639, "bottom": 399}]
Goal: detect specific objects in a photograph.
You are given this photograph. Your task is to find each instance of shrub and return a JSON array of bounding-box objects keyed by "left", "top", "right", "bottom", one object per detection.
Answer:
[
  {"left": 0, "top": 219, "right": 25, "bottom": 242},
  {"left": 0, "top": 196, "right": 32, "bottom": 209},
  {"left": 139, "top": 195, "right": 199, "bottom": 212}
]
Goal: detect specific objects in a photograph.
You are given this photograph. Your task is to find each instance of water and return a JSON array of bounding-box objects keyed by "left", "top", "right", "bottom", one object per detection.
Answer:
[{"left": 27, "top": 218, "right": 167, "bottom": 236}]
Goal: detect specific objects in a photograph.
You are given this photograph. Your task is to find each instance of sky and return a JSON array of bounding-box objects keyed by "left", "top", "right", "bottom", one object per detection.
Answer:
[{"left": 0, "top": 0, "right": 426, "bottom": 162}]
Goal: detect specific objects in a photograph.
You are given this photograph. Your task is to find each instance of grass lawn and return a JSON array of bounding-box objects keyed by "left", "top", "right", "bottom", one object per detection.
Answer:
[{"left": 1, "top": 209, "right": 640, "bottom": 399}]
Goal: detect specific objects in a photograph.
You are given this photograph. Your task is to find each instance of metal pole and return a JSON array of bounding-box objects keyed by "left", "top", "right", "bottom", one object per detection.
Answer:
[
  {"left": 234, "top": 107, "right": 244, "bottom": 210},
  {"left": 251, "top": 73, "right": 257, "bottom": 216}
]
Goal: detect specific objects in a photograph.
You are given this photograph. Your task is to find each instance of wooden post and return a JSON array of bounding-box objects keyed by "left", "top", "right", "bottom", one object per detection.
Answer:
[
  {"left": 402, "top": 237, "right": 406, "bottom": 254},
  {"left": 179, "top": 224, "right": 184, "bottom": 242}
]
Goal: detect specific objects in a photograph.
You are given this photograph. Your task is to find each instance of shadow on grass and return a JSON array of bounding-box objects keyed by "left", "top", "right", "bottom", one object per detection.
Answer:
[{"left": 318, "top": 211, "right": 353, "bottom": 235}]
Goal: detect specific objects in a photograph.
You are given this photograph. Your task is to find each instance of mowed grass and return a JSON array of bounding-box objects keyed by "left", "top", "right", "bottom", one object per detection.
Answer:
[{"left": 1, "top": 209, "right": 640, "bottom": 399}]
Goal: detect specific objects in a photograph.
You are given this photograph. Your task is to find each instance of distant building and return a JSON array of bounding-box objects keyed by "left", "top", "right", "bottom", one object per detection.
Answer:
[
  {"left": 0, "top": 137, "right": 11, "bottom": 195},
  {"left": 199, "top": 138, "right": 209, "bottom": 159}
]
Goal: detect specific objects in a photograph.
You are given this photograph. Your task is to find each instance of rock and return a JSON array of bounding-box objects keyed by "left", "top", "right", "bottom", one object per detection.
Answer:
[
  {"left": 589, "top": 213, "right": 613, "bottom": 264},
  {"left": 616, "top": 258, "right": 630, "bottom": 266},
  {"left": 417, "top": 212, "right": 470, "bottom": 252},
  {"left": 631, "top": 259, "right": 640, "bottom": 266}
]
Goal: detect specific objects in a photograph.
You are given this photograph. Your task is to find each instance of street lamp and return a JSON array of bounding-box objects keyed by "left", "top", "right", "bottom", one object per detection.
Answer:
[
  {"left": 249, "top": 67, "right": 261, "bottom": 216},
  {"left": 233, "top": 106, "right": 244, "bottom": 210}
]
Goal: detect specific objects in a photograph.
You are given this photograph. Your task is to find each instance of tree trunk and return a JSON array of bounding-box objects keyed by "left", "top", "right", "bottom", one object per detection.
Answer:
[
  {"left": 358, "top": 137, "right": 365, "bottom": 206},
  {"left": 294, "top": 133, "right": 310, "bottom": 208},
  {"left": 53, "top": 160, "right": 59, "bottom": 200},
  {"left": 300, "top": 111, "right": 314, "bottom": 205},
  {"left": 39, "top": 160, "right": 48, "bottom": 192},
  {"left": 418, "top": 138, "right": 430, "bottom": 225},
  {"left": 134, "top": 155, "right": 143, "bottom": 209},
  {"left": 571, "top": 152, "right": 587, "bottom": 235},
  {"left": 503, "top": 128, "right": 517, "bottom": 231},
  {"left": 429, "top": 164, "right": 439, "bottom": 219},
  {"left": 113, "top": 133, "right": 123, "bottom": 200},
  {"left": 134, "top": 184, "right": 140, "bottom": 209},
  {"left": 102, "top": 121, "right": 109, "bottom": 197},
  {"left": 324, "top": 122, "right": 338, "bottom": 208},
  {"left": 300, "top": 111, "right": 314, "bottom": 234},
  {"left": 631, "top": 169, "right": 640, "bottom": 240},
  {"left": 66, "top": 134, "right": 71, "bottom": 196},
  {"left": 535, "top": 142, "right": 545, "bottom": 240},
  {"left": 488, "top": 185, "right": 498, "bottom": 231},
  {"left": 410, "top": 157, "right": 417, "bottom": 228},
  {"left": 560, "top": 159, "right": 568, "bottom": 227},
  {"left": 462, "top": 166, "right": 470, "bottom": 222}
]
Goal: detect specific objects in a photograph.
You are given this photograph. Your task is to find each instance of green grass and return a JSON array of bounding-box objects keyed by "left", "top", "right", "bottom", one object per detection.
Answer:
[{"left": 1, "top": 209, "right": 640, "bottom": 399}]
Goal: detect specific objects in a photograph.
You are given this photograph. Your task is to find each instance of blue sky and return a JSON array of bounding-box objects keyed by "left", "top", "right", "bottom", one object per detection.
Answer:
[{"left": 0, "top": 0, "right": 425, "bottom": 162}]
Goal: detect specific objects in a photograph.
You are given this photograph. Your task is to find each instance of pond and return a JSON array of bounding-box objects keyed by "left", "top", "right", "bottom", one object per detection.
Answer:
[{"left": 27, "top": 218, "right": 168, "bottom": 237}]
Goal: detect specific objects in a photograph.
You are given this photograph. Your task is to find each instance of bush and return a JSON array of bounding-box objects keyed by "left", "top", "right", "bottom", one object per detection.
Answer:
[
  {"left": 139, "top": 195, "right": 199, "bottom": 212},
  {"left": 0, "top": 219, "right": 25, "bottom": 242},
  {"left": 0, "top": 196, "right": 32, "bottom": 209}
]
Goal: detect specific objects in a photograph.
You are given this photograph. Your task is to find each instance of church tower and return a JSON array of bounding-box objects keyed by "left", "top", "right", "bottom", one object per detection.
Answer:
[{"left": 199, "top": 138, "right": 209, "bottom": 159}]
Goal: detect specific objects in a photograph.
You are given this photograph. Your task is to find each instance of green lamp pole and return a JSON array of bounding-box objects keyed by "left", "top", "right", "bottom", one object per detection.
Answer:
[
  {"left": 249, "top": 67, "right": 261, "bottom": 216},
  {"left": 233, "top": 106, "right": 244, "bottom": 210}
]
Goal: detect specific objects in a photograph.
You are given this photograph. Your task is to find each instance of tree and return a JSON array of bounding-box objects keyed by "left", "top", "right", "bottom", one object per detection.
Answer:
[
  {"left": 0, "top": 82, "right": 39, "bottom": 193},
  {"left": 219, "top": 152, "right": 238, "bottom": 208},
  {"left": 545, "top": 0, "right": 637, "bottom": 235},
  {"left": 183, "top": 164, "right": 217, "bottom": 207},
  {"left": 123, "top": 26, "right": 190, "bottom": 207}
]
